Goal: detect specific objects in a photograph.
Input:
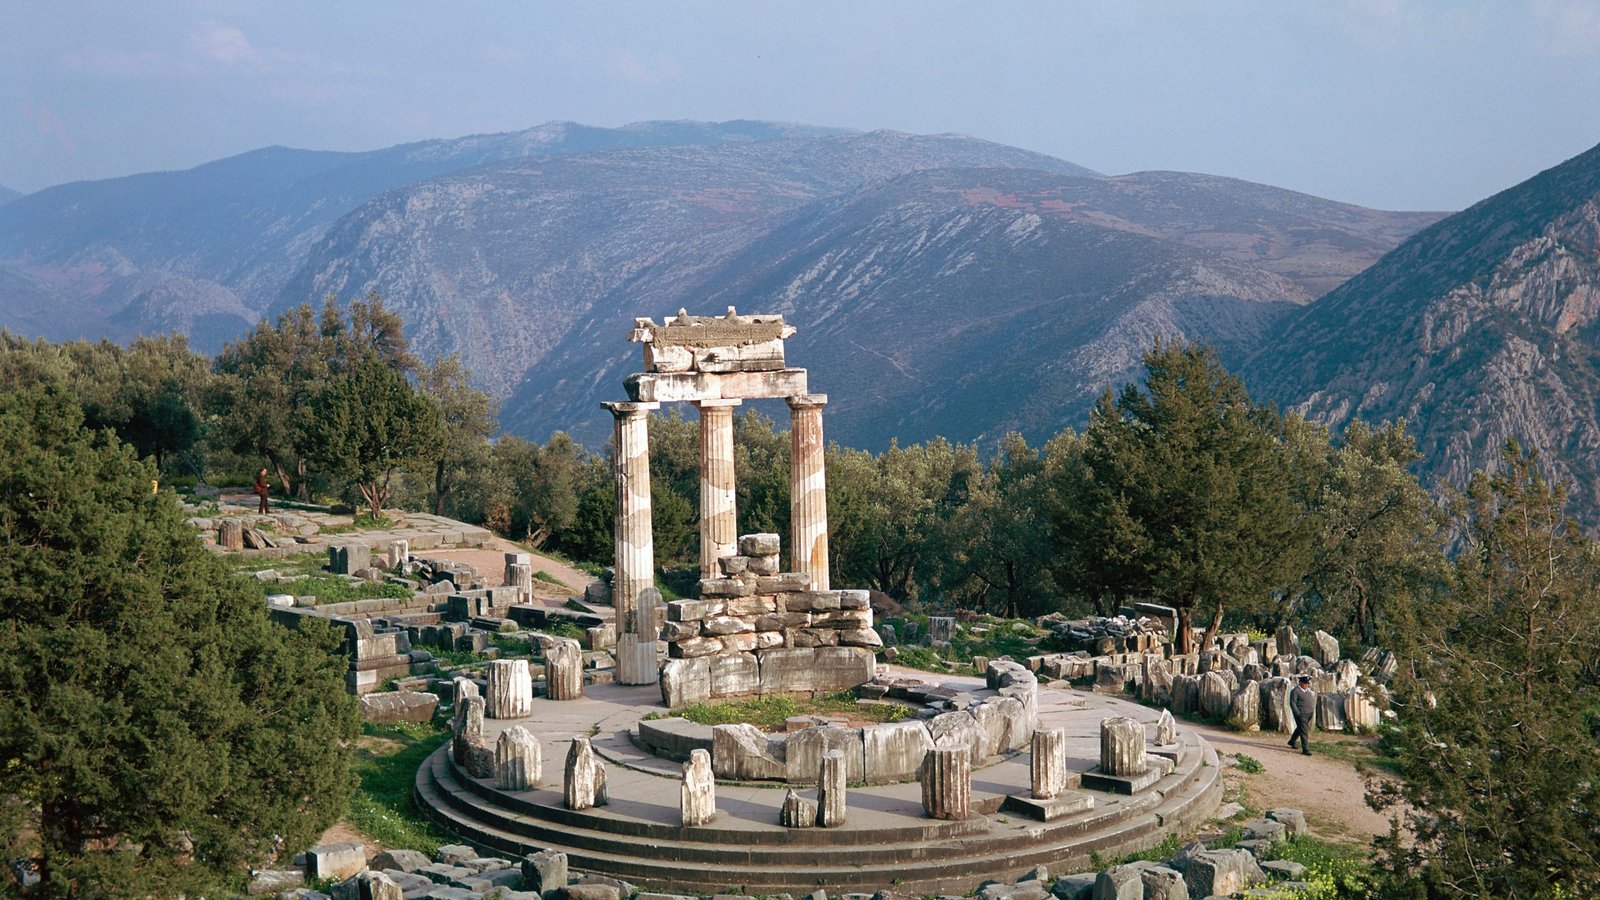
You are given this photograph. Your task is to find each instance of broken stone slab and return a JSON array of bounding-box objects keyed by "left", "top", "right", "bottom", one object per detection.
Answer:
[
  {"left": 779, "top": 788, "right": 816, "bottom": 828},
  {"left": 1180, "top": 848, "right": 1266, "bottom": 898},
  {"left": 370, "top": 848, "right": 431, "bottom": 873},
  {"left": 331, "top": 870, "right": 402, "bottom": 900},
  {"left": 358, "top": 690, "right": 439, "bottom": 725},
  {"left": 660, "top": 656, "right": 712, "bottom": 708},
  {"left": 563, "top": 736, "right": 607, "bottom": 810},
  {"left": 784, "top": 724, "right": 866, "bottom": 784},
  {"left": 1265, "top": 807, "right": 1308, "bottom": 836},
  {"left": 522, "top": 850, "right": 568, "bottom": 894},
  {"left": 712, "top": 723, "right": 787, "bottom": 780},
  {"left": 862, "top": 719, "right": 933, "bottom": 784},
  {"left": 1154, "top": 708, "right": 1177, "bottom": 746}
]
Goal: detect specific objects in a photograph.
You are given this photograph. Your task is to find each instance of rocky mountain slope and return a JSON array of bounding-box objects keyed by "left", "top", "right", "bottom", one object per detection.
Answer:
[
  {"left": 0, "top": 120, "right": 1441, "bottom": 452},
  {"left": 0, "top": 121, "right": 867, "bottom": 350},
  {"left": 1245, "top": 140, "right": 1600, "bottom": 512}
]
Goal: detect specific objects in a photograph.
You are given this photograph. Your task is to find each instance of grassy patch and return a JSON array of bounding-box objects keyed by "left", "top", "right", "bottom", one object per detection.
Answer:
[
  {"left": 887, "top": 645, "right": 950, "bottom": 671},
  {"left": 1308, "top": 736, "right": 1403, "bottom": 777},
  {"left": 1264, "top": 834, "right": 1374, "bottom": 898},
  {"left": 347, "top": 722, "right": 452, "bottom": 854},
  {"left": 277, "top": 573, "right": 413, "bottom": 605},
  {"left": 643, "top": 691, "right": 910, "bottom": 730},
  {"left": 533, "top": 570, "right": 569, "bottom": 589},
  {"left": 542, "top": 620, "right": 587, "bottom": 642},
  {"left": 1233, "top": 753, "right": 1266, "bottom": 775}
]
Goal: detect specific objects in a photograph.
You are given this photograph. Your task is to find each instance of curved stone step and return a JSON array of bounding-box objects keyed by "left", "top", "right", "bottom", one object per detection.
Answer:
[{"left": 413, "top": 741, "right": 1223, "bottom": 894}]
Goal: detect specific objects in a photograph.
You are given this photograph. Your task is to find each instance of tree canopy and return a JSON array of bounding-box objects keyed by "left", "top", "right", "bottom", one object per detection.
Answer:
[
  {"left": 1051, "top": 341, "right": 1310, "bottom": 651},
  {"left": 0, "top": 386, "right": 358, "bottom": 895}
]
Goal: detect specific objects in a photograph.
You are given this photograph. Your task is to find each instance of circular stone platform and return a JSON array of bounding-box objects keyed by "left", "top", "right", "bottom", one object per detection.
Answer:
[{"left": 414, "top": 673, "right": 1222, "bottom": 895}]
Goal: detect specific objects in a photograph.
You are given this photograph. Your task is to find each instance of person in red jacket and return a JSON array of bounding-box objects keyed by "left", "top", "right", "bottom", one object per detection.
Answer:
[{"left": 254, "top": 468, "right": 270, "bottom": 514}]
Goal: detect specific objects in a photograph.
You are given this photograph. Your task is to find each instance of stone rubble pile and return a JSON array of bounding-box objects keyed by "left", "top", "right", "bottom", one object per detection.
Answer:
[{"left": 1039, "top": 612, "right": 1170, "bottom": 656}]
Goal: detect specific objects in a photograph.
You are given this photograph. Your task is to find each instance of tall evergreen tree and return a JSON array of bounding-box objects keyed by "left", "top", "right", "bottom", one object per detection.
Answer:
[
  {"left": 1054, "top": 342, "right": 1308, "bottom": 651},
  {"left": 0, "top": 387, "right": 358, "bottom": 895},
  {"left": 1371, "top": 440, "right": 1600, "bottom": 898}
]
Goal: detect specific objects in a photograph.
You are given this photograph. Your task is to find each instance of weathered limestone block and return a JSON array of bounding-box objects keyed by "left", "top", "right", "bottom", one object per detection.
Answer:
[
  {"left": 702, "top": 652, "right": 755, "bottom": 698},
  {"left": 1031, "top": 728, "right": 1067, "bottom": 800},
  {"left": 927, "top": 616, "right": 955, "bottom": 645},
  {"left": 878, "top": 623, "right": 897, "bottom": 646},
  {"left": 785, "top": 725, "right": 865, "bottom": 784},
  {"left": 969, "top": 701, "right": 1008, "bottom": 761},
  {"left": 495, "top": 726, "right": 541, "bottom": 791},
  {"left": 723, "top": 595, "right": 777, "bottom": 617},
  {"left": 1100, "top": 716, "right": 1147, "bottom": 777},
  {"left": 1136, "top": 863, "right": 1189, "bottom": 900},
  {"left": 668, "top": 599, "right": 722, "bottom": 621},
  {"left": 453, "top": 695, "right": 484, "bottom": 765},
  {"left": 1333, "top": 658, "right": 1360, "bottom": 692},
  {"left": 307, "top": 841, "right": 367, "bottom": 880},
  {"left": 838, "top": 627, "right": 884, "bottom": 648},
  {"left": 331, "top": 543, "right": 372, "bottom": 575},
  {"left": 1259, "top": 676, "right": 1295, "bottom": 734},
  {"left": 757, "top": 646, "right": 874, "bottom": 694},
  {"left": 739, "top": 532, "right": 781, "bottom": 556},
  {"left": 1317, "top": 691, "right": 1348, "bottom": 732},
  {"left": 1344, "top": 687, "right": 1381, "bottom": 733},
  {"left": 333, "top": 870, "right": 402, "bottom": 900},
  {"left": 1155, "top": 708, "right": 1177, "bottom": 746},
  {"left": 1229, "top": 680, "right": 1260, "bottom": 730},
  {"left": 1198, "top": 670, "right": 1232, "bottom": 719},
  {"left": 662, "top": 656, "right": 713, "bottom": 704},
  {"left": 1311, "top": 630, "right": 1340, "bottom": 666},
  {"left": 522, "top": 850, "right": 569, "bottom": 894},
  {"left": 1169, "top": 674, "right": 1200, "bottom": 716},
  {"left": 1275, "top": 625, "right": 1299, "bottom": 659},
  {"left": 702, "top": 615, "right": 754, "bottom": 637},
  {"left": 719, "top": 632, "right": 759, "bottom": 653},
  {"left": 359, "top": 690, "right": 438, "bottom": 725},
  {"left": 217, "top": 518, "right": 244, "bottom": 550},
  {"left": 387, "top": 539, "right": 410, "bottom": 569},
  {"left": 681, "top": 748, "right": 716, "bottom": 826},
  {"left": 670, "top": 636, "right": 722, "bottom": 658},
  {"left": 1183, "top": 848, "right": 1266, "bottom": 898},
  {"left": 920, "top": 746, "right": 971, "bottom": 820},
  {"left": 780, "top": 788, "right": 816, "bottom": 828},
  {"left": 992, "top": 694, "right": 1032, "bottom": 752},
  {"left": 1266, "top": 807, "right": 1308, "bottom": 836},
  {"left": 546, "top": 639, "right": 584, "bottom": 701},
  {"left": 563, "top": 736, "right": 607, "bottom": 810},
  {"left": 817, "top": 748, "right": 847, "bottom": 827},
  {"left": 485, "top": 659, "right": 534, "bottom": 718},
  {"left": 711, "top": 723, "right": 787, "bottom": 780},
  {"left": 929, "top": 710, "right": 985, "bottom": 768},
  {"left": 754, "top": 630, "right": 783, "bottom": 650},
  {"left": 698, "top": 577, "right": 754, "bottom": 598},
  {"left": 863, "top": 719, "right": 934, "bottom": 784}
]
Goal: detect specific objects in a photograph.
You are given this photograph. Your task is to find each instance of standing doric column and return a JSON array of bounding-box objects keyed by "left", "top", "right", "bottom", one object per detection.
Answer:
[
  {"left": 696, "top": 399, "right": 741, "bottom": 579},
  {"left": 787, "top": 394, "right": 830, "bottom": 590},
  {"left": 604, "top": 400, "right": 660, "bottom": 685}
]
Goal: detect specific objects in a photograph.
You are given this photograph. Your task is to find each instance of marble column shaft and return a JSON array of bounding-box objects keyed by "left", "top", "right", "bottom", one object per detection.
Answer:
[
  {"left": 696, "top": 400, "right": 740, "bottom": 580},
  {"left": 1031, "top": 728, "right": 1067, "bottom": 800},
  {"left": 1100, "top": 716, "right": 1148, "bottom": 776},
  {"left": 788, "top": 394, "right": 830, "bottom": 591},
  {"left": 545, "top": 639, "right": 584, "bottom": 701},
  {"left": 485, "top": 659, "right": 533, "bottom": 719},
  {"left": 920, "top": 746, "right": 971, "bottom": 820},
  {"left": 495, "top": 726, "right": 541, "bottom": 790},
  {"left": 817, "top": 748, "right": 847, "bottom": 827},
  {"left": 605, "top": 401, "right": 660, "bottom": 685},
  {"left": 681, "top": 748, "right": 717, "bottom": 826}
]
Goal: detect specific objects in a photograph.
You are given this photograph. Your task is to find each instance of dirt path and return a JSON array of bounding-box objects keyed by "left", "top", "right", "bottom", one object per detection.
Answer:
[{"left": 1187, "top": 721, "right": 1397, "bottom": 845}]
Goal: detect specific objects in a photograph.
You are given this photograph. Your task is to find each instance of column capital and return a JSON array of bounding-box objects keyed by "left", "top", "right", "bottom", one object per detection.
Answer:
[
  {"left": 786, "top": 393, "right": 828, "bottom": 409},
  {"left": 692, "top": 398, "right": 743, "bottom": 409},
  {"left": 603, "top": 400, "right": 660, "bottom": 419}
]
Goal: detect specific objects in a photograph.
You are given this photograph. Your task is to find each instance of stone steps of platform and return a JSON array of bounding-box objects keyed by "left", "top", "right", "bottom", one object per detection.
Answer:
[{"left": 413, "top": 744, "right": 1223, "bottom": 894}]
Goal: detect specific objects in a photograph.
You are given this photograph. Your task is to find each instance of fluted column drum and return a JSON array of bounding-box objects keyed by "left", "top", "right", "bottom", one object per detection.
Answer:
[
  {"left": 1100, "top": 716, "right": 1148, "bottom": 776},
  {"left": 787, "top": 394, "right": 830, "bottom": 591},
  {"left": 696, "top": 400, "right": 740, "bottom": 579}
]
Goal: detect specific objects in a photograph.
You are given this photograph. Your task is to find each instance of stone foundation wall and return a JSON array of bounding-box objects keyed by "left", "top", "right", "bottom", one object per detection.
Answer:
[{"left": 657, "top": 534, "right": 880, "bottom": 706}]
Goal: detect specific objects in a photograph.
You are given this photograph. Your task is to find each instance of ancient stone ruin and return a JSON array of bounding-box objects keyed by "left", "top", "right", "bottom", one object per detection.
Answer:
[{"left": 604, "top": 308, "right": 876, "bottom": 698}]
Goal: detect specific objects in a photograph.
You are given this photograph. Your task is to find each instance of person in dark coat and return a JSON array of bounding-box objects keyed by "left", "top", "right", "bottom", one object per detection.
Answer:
[
  {"left": 1288, "top": 673, "right": 1316, "bottom": 755},
  {"left": 254, "top": 468, "right": 270, "bottom": 514}
]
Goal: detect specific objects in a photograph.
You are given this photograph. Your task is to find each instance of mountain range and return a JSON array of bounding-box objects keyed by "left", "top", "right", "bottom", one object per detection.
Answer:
[{"left": 17, "top": 119, "right": 1596, "bottom": 517}]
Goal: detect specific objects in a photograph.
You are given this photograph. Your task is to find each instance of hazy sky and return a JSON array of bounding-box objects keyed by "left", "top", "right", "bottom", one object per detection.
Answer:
[{"left": 4, "top": 1, "right": 1600, "bottom": 210}]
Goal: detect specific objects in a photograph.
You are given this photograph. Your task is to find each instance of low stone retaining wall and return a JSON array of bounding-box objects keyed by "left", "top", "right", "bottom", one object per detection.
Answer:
[{"left": 639, "top": 660, "right": 1039, "bottom": 786}]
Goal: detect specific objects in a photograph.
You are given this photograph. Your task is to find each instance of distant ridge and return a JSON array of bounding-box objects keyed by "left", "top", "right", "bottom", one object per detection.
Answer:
[
  {"left": 1245, "top": 140, "right": 1600, "bottom": 516},
  {"left": 0, "top": 119, "right": 1437, "bottom": 455}
]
